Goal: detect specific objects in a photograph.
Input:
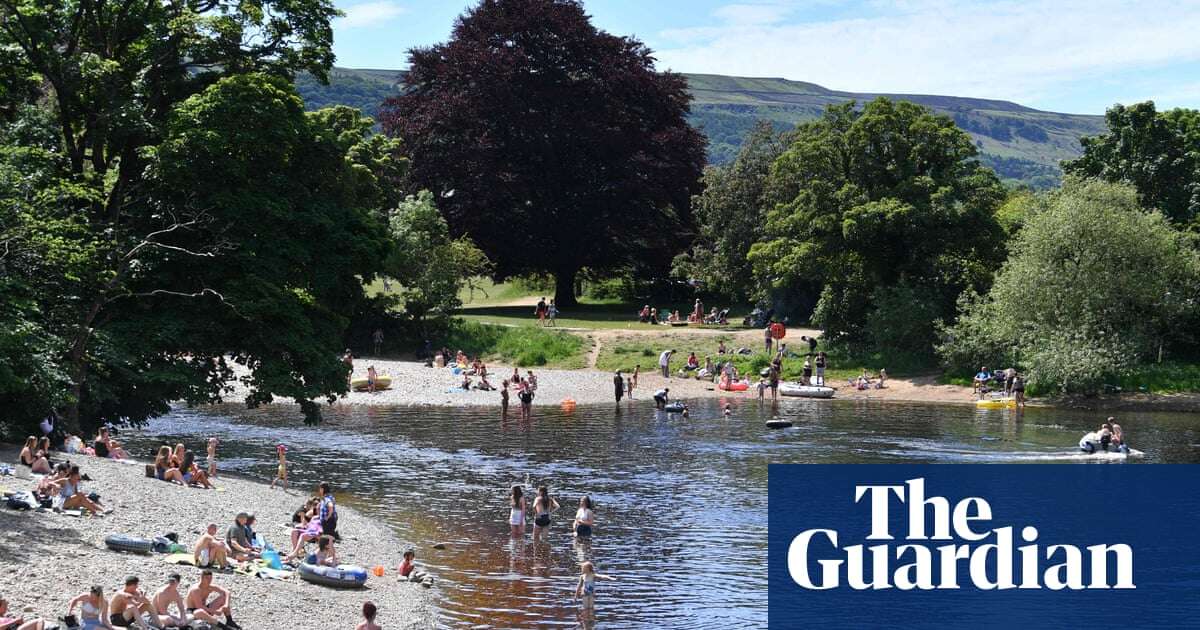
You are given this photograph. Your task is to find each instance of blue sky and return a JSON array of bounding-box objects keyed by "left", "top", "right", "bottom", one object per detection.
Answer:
[{"left": 332, "top": 0, "right": 1200, "bottom": 114}]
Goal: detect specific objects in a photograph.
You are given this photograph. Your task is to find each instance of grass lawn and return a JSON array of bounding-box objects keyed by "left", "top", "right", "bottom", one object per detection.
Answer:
[
  {"left": 458, "top": 302, "right": 750, "bottom": 331},
  {"left": 444, "top": 320, "right": 590, "bottom": 369}
]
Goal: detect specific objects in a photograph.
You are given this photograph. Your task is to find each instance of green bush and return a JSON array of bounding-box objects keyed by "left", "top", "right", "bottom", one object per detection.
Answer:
[{"left": 443, "top": 320, "right": 585, "bottom": 368}]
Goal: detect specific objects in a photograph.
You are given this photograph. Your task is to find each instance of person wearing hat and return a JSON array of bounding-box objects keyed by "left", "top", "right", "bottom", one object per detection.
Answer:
[{"left": 270, "top": 444, "right": 288, "bottom": 491}]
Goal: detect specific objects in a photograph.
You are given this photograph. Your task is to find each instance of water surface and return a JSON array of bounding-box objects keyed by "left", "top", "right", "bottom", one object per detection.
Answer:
[{"left": 122, "top": 398, "right": 1200, "bottom": 628}]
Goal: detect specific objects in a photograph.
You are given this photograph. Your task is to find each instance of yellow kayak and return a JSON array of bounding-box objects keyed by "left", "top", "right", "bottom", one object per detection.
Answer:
[
  {"left": 351, "top": 375, "right": 392, "bottom": 392},
  {"left": 976, "top": 397, "right": 1016, "bottom": 409}
]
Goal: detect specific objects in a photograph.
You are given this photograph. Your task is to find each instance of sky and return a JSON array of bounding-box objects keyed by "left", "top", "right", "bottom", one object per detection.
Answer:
[{"left": 331, "top": 0, "right": 1200, "bottom": 114}]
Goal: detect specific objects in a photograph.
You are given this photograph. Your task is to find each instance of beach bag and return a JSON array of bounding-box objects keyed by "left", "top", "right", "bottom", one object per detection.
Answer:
[
  {"left": 6, "top": 491, "right": 35, "bottom": 510},
  {"left": 263, "top": 548, "right": 284, "bottom": 570}
]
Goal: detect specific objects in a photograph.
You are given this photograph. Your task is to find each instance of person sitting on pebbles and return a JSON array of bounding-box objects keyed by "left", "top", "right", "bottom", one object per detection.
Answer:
[
  {"left": 226, "top": 513, "right": 259, "bottom": 561},
  {"left": 398, "top": 548, "right": 432, "bottom": 584},
  {"left": 194, "top": 523, "right": 231, "bottom": 569},
  {"left": 0, "top": 594, "right": 48, "bottom": 630},
  {"left": 185, "top": 570, "right": 240, "bottom": 630},
  {"left": 108, "top": 575, "right": 160, "bottom": 630},
  {"left": 315, "top": 535, "right": 338, "bottom": 567},
  {"left": 150, "top": 575, "right": 189, "bottom": 630},
  {"left": 65, "top": 585, "right": 111, "bottom": 630},
  {"left": 55, "top": 465, "right": 108, "bottom": 515}
]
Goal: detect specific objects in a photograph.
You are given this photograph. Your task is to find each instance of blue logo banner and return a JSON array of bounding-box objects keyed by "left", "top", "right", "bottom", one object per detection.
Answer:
[{"left": 768, "top": 464, "right": 1200, "bottom": 629}]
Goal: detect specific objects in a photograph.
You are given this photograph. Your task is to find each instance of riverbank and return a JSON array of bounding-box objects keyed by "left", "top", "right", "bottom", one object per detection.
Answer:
[
  {"left": 218, "top": 358, "right": 1200, "bottom": 412},
  {"left": 0, "top": 446, "right": 436, "bottom": 628}
]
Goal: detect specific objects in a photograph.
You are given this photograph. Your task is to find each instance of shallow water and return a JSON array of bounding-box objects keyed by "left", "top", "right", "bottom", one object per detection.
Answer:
[{"left": 122, "top": 398, "right": 1200, "bottom": 628}]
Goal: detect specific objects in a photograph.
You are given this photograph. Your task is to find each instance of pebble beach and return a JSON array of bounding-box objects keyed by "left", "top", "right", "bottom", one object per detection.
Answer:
[{"left": 0, "top": 446, "right": 436, "bottom": 629}]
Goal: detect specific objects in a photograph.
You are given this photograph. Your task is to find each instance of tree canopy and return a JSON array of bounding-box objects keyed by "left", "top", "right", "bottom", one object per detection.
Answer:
[
  {"left": 939, "top": 179, "right": 1200, "bottom": 393},
  {"left": 748, "top": 99, "right": 1007, "bottom": 352},
  {"left": 379, "top": 0, "right": 707, "bottom": 306},
  {"left": 673, "top": 121, "right": 787, "bottom": 303},
  {"left": 0, "top": 0, "right": 396, "bottom": 434},
  {"left": 1063, "top": 102, "right": 1200, "bottom": 229}
]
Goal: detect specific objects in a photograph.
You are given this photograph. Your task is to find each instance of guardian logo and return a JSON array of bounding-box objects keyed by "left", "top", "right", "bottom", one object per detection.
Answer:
[
  {"left": 769, "top": 466, "right": 1200, "bottom": 629},
  {"left": 786, "top": 478, "right": 1134, "bottom": 591}
]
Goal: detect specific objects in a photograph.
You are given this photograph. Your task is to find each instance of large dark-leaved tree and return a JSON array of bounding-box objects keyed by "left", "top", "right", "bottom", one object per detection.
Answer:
[{"left": 380, "top": 0, "right": 706, "bottom": 306}]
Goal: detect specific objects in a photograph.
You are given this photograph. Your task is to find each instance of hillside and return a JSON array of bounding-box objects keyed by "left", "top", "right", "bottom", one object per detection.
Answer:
[{"left": 296, "top": 68, "right": 1106, "bottom": 189}]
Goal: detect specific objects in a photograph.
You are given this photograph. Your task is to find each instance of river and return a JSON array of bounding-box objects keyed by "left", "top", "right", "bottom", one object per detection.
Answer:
[{"left": 120, "top": 398, "right": 1200, "bottom": 628}]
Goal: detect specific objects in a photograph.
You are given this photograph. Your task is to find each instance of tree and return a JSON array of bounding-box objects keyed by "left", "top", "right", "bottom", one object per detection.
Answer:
[
  {"left": 938, "top": 179, "right": 1200, "bottom": 393},
  {"left": 387, "top": 190, "right": 491, "bottom": 326},
  {"left": 673, "top": 121, "right": 787, "bottom": 302},
  {"left": 748, "top": 99, "right": 1007, "bottom": 350},
  {"left": 0, "top": 0, "right": 362, "bottom": 430},
  {"left": 379, "top": 0, "right": 706, "bottom": 307},
  {"left": 1063, "top": 102, "right": 1200, "bottom": 228}
]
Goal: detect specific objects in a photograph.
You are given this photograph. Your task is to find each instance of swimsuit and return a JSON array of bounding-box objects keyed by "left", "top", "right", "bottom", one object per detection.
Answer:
[
  {"left": 581, "top": 575, "right": 596, "bottom": 596},
  {"left": 510, "top": 505, "right": 525, "bottom": 526},
  {"left": 535, "top": 511, "right": 551, "bottom": 527}
]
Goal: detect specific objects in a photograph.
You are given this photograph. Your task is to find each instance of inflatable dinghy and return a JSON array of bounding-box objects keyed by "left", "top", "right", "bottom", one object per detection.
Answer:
[
  {"left": 765, "top": 419, "right": 793, "bottom": 429},
  {"left": 105, "top": 534, "right": 153, "bottom": 555},
  {"left": 778, "top": 383, "right": 835, "bottom": 399},
  {"left": 663, "top": 402, "right": 686, "bottom": 413},
  {"left": 351, "top": 375, "right": 392, "bottom": 392},
  {"left": 1078, "top": 431, "right": 1134, "bottom": 455},
  {"left": 298, "top": 562, "right": 368, "bottom": 588},
  {"left": 976, "top": 396, "right": 1017, "bottom": 409}
]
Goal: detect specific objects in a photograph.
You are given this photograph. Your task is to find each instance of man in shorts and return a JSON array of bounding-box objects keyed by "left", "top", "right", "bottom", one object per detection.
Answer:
[
  {"left": 186, "top": 569, "right": 240, "bottom": 629},
  {"left": 193, "top": 523, "right": 229, "bottom": 569},
  {"left": 151, "top": 574, "right": 190, "bottom": 629},
  {"left": 108, "top": 575, "right": 159, "bottom": 629}
]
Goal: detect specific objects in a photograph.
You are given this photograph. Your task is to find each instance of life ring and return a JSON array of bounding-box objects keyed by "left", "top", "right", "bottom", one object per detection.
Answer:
[
  {"left": 770, "top": 322, "right": 786, "bottom": 340},
  {"left": 718, "top": 381, "right": 749, "bottom": 391}
]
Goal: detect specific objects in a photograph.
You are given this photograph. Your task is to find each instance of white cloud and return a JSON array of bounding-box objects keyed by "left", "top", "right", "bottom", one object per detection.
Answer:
[
  {"left": 712, "top": 3, "right": 795, "bottom": 26},
  {"left": 653, "top": 0, "right": 1200, "bottom": 111},
  {"left": 338, "top": 1, "right": 406, "bottom": 29}
]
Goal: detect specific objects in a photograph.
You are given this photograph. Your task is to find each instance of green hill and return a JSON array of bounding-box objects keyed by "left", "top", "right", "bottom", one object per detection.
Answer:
[{"left": 296, "top": 68, "right": 1106, "bottom": 189}]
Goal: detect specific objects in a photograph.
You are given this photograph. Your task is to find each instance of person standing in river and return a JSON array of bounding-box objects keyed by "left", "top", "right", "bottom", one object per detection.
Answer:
[
  {"left": 613, "top": 370, "right": 624, "bottom": 404},
  {"left": 509, "top": 485, "right": 527, "bottom": 537},
  {"left": 500, "top": 380, "right": 510, "bottom": 419}
]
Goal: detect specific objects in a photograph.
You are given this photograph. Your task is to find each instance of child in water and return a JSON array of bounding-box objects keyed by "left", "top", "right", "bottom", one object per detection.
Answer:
[
  {"left": 270, "top": 444, "right": 288, "bottom": 491},
  {"left": 206, "top": 437, "right": 218, "bottom": 478},
  {"left": 575, "top": 561, "right": 616, "bottom": 606}
]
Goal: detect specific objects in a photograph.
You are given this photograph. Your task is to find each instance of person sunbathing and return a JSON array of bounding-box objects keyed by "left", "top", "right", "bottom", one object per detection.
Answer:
[
  {"left": 108, "top": 575, "right": 158, "bottom": 629},
  {"left": 150, "top": 575, "right": 189, "bottom": 630},
  {"left": 152, "top": 446, "right": 184, "bottom": 484},
  {"left": 35, "top": 462, "right": 70, "bottom": 497},
  {"left": 94, "top": 428, "right": 129, "bottom": 460},
  {"left": 185, "top": 570, "right": 240, "bottom": 630},
  {"left": 193, "top": 523, "right": 230, "bottom": 569},
  {"left": 65, "top": 585, "right": 111, "bottom": 630},
  {"left": 179, "top": 452, "right": 213, "bottom": 489},
  {"left": 17, "top": 437, "right": 51, "bottom": 474},
  {"left": 0, "top": 594, "right": 47, "bottom": 630},
  {"left": 54, "top": 466, "right": 107, "bottom": 515}
]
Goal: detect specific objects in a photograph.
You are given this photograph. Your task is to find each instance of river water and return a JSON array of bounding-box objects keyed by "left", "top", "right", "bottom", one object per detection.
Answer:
[{"left": 120, "top": 398, "right": 1200, "bottom": 628}]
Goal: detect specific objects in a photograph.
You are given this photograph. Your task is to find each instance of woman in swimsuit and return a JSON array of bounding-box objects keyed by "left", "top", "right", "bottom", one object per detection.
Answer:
[
  {"left": 573, "top": 496, "right": 595, "bottom": 538},
  {"left": 19, "top": 436, "right": 52, "bottom": 473},
  {"left": 180, "top": 452, "right": 213, "bottom": 489},
  {"left": 66, "top": 585, "right": 113, "bottom": 630},
  {"left": 154, "top": 446, "right": 184, "bottom": 484},
  {"left": 532, "top": 486, "right": 560, "bottom": 540},
  {"left": 500, "top": 380, "right": 510, "bottom": 419},
  {"left": 170, "top": 443, "right": 186, "bottom": 468},
  {"left": 509, "top": 485, "right": 527, "bottom": 537},
  {"left": 17, "top": 437, "right": 37, "bottom": 468}
]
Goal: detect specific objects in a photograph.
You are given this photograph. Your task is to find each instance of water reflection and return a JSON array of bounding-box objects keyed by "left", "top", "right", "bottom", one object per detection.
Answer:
[{"left": 122, "top": 399, "right": 1199, "bottom": 628}]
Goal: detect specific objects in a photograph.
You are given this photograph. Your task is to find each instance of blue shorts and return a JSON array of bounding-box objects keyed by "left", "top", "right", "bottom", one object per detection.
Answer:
[{"left": 183, "top": 472, "right": 193, "bottom": 483}]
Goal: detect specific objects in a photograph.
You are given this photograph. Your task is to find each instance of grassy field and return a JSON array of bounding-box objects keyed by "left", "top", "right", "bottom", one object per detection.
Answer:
[
  {"left": 458, "top": 303, "right": 747, "bottom": 331},
  {"left": 443, "top": 320, "right": 589, "bottom": 369}
]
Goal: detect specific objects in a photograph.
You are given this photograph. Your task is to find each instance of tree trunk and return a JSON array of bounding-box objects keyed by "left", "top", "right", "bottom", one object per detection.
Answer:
[{"left": 555, "top": 268, "right": 578, "bottom": 308}]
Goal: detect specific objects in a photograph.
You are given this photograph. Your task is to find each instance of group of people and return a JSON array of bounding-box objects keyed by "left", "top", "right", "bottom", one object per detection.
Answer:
[
  {"left": 534, "top": 297, "right": 559, "bottom": 326},
  {"left": 973, "top": 366, "right": 1026, "bottom": 405},
  {"left": 151, "top": 440, "right": 217, "bottom": 489},
  {"left": 499, "top": 369, "right": 539, "bottom": 420},
  {"left": 505, "top": 486, "right": 611, "bottom": 608},
  {"left": 636, "top": 299, "right": 728, "bottom": 326},
  {"left": 53, "top": 571, "right": 238, "bottom": 630}
]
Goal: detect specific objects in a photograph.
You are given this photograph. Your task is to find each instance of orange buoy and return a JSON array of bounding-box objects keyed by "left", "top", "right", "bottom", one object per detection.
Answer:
[
  {"left": 372, "top": 565, "right": 386, "bottom": 577},
  {"left": 560, "top": 398, "right": 577, "bottom": 412}
]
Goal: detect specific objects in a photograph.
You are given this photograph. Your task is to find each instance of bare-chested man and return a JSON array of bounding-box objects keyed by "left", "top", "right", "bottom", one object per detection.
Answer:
[
  {"left": 150, "top": 574, "right": 189, "bottom": 629},
  {"left": 107, "top": 576, "right": 156, "bottom": 629},
  {"left": 193, "top": 523, "right": 229, "bottom": 569},
  {"left": 185, "top": 570, "right": 240, "bottom": 630}
]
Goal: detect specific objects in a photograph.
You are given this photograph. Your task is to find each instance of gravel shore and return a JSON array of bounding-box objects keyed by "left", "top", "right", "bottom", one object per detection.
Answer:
[{"left": 0, "top": 446, "right": 436, "bottom": 629}]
